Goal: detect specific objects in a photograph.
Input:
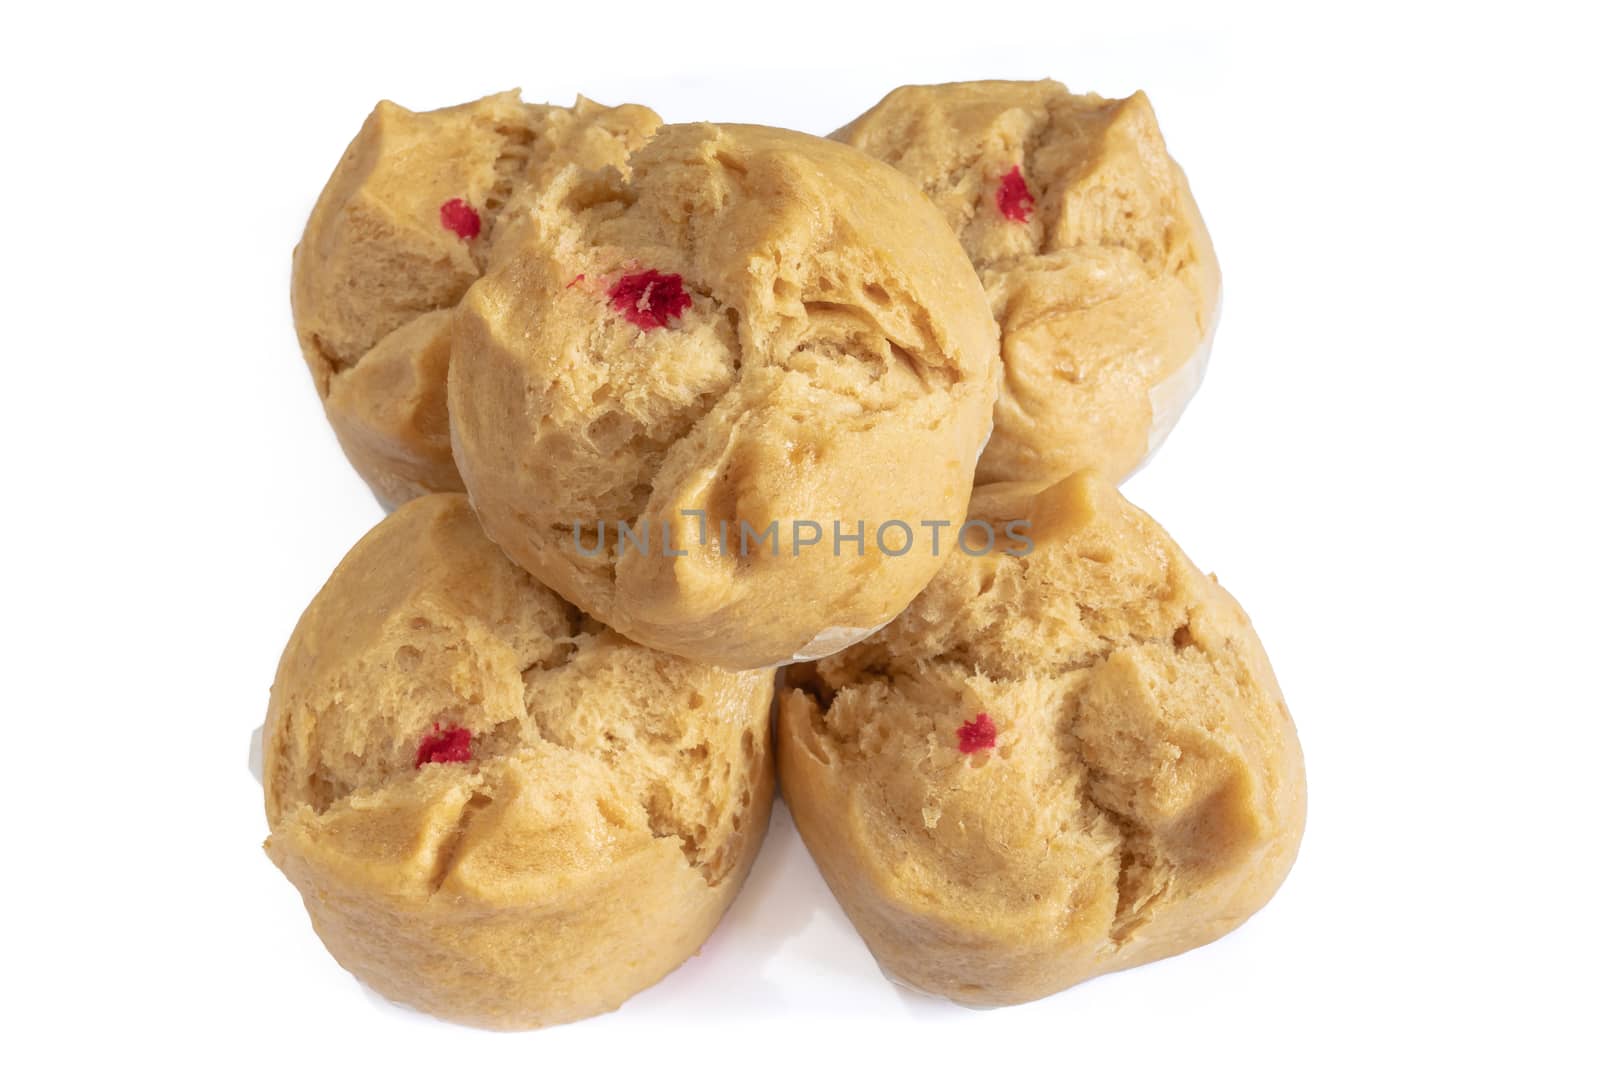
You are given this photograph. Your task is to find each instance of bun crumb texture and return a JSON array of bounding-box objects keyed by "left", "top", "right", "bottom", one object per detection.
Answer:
[
  {"left": 835, "top": 79, "right": 1222, "bottom": 486},
  {"left": 266, "top": 82, "right": 1298, "bottom": 1027},
  {"left": 449, "top": 122, "right": 1000, "bottom": 671},
  {"left": 264, "top": 494, "right": 774, "bottom": 1030},
  {"left": 291, "top": 90, "right": 662, "bottom": 508},
  {"left": 779, "top": 472, "right": 1305, "bottom": 1006}
]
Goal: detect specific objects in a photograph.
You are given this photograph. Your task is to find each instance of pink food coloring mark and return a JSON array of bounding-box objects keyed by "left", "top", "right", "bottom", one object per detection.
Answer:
[
  {"left": 607, "top": 269, "right": 692, "bottom": 330},
  {"left": 416, "top": 723, "right": 473, "bottom": 767},
  {"left": 996, "top": 166, "right": 1035, "bottom": 223},
  {"left": 957, "top": 713, "right": 998, "bottom": 754},
  {"left": 439, "top": 198, "right": 481, "bottom": 240},
  {"left": 567, "top": 273, "right": 586, "bottom": 289}
]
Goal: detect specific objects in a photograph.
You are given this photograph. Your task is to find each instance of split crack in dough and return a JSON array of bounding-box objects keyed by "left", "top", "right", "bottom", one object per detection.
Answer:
[
  {"left": 834, "top": 80, "right": 1222, "bottom": 485},
  {"left": 449, "top": 123, "right": 1001, "bottom": 671},
  {"left": 262, "top": 493, "right": 774, "bottom": 1030},
  {"left": 291, "top": 90, "right": 662, "bottom": 507},
  {"left": 778, "top": 471, "right": 1305, "bottom": 1006}
]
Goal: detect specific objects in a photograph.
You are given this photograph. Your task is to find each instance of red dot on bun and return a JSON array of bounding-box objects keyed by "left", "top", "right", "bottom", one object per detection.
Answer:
[
  {"left": 607, "top": 270, "right": 692, "bottom": 330},
  {"left": 996, "top": 166, "right": 1035, "bottom": 224},
  {"left": 957, "top": 713, "right": 998, "bottom": 753},
  {"left": 439, "top": 198, "right": 482, "bottom": 240},
  {"left": 416, "top": 723, "right": 473, "bottom": 767}
]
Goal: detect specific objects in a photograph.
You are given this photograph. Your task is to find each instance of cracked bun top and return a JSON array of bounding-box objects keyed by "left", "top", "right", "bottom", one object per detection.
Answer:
[
  {"left": 262, "top": 493, "right": 773, "bottom": 1029},
  {"left": 834, "top": 80, "right": 1221, "bottom": 485},
  {"left": 777, "top": 471, "right": 1305, "bottom": 1006},
  {"left": 290, "top": 90, "right": 662, "bottom": 507},
  {"left": 448, "top": 122, "right": 1001, "bottom": 671}
]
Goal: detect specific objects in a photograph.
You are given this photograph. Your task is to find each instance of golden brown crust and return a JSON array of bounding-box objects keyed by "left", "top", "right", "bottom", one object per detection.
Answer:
[
  {"left": 263, "top": 493, "right": 774, "bottom": 1029},
  {"left": 290, "top": 91, "right": 662, "bottom": 507},
  {"left": 834, "top": 80, "right": 1221, "bottom": 485},
  {"left": 777, "top": 472, "right": 1304, "bottom": 1006},
  {"left": 449, "top": 123, "right": 1000, "bottom": 670}
]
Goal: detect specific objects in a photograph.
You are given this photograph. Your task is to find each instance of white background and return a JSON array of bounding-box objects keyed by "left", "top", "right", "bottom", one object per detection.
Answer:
[{"left": 6, "top": 1, "right": 1595, "bottom": 1062}]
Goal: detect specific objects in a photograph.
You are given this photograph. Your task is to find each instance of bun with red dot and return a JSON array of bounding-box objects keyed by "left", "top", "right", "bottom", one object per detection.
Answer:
[
  {"left": 834, "top": 80, "right": 1222, "bottom": 486},
  {"left": 262, "top": 493, "right": 773, "bottom": 1030},
  {"left": 448, "top": 123, "right": 1001, "bottom": 671},
  {"left": 777, "top": 471, "right": 1305, "bottom": 1006},
  {"left": 290, "top": 90, "right": 661, "bottom": 507}
]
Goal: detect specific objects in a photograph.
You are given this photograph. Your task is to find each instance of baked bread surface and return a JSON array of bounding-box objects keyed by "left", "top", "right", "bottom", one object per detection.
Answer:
[
  {"left": 835, "top": 80, "right": 1221, "bottom": 485},
  {"left": 450, "top": 122, "right": 1000, "bottom": 670},
  {"left": 264, "top": 493, "right": 774, "bottom": 1029},
  {"left": 291, "top": 91, "right": 662, "bottom": 507},
  {"left": 778, "top": 471, "right": 1304, "bottom": 1006}
]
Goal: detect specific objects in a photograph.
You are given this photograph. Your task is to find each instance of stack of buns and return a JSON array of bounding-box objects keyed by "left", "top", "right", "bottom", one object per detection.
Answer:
[{"left": 263, "top": 80, "right": 1302, "bottom": 1029}]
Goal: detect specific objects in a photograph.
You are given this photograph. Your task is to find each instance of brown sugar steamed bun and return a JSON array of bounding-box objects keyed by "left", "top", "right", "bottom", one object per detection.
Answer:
[
  {"left": 778, "top": 472, "right": 1305, "bottom": 1007},
  {"left": 291, "top": 90, "right": 661, "bottom": 507},
  {"left": 835, "top": 80, "right": 1222, "bottom": 485},
  {"left": 262, "top": 493, "right": 773, "bottom": 1030},
  {"left": 449, "top": 123, "right": 1001, "bottom": 671}
]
